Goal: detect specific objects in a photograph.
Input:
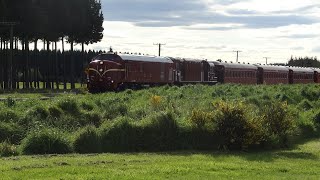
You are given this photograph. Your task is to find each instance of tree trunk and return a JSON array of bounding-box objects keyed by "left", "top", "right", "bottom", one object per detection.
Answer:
[
  {"left": 70, "top": 40, "right": 75, "bottom": 89},
  {"left": 62, "top": 37, "right": 66, "bottom": 90},
  {"left": 55, "top": 41, "right": 59, "bottom": 90},
  {"left": 25, "top": 36, "right": 30, "bottom": 89}
]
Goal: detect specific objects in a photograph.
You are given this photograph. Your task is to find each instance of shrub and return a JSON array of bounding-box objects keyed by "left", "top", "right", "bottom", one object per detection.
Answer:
[
  {"left": 58, "top": 98, "right": 79, "bottom": 114},
  {"left": 0, "top": 122, "right": 24, "bottom": 144},
  {"left": 313, "top": 111, "right": 320, "bottom": 131},
  {"left": 262, "top": 101, "right": 295, "bottom": 147},
  {"left": 32, "top": 106, "right": 50, "bottom": 119},
  {"left": 5, "top": 97, "right": 15, "bottom": 107},
  {"left": 141, "top": 111, "right": 179, "bottom": 151},
  {"left": 190, "top": 109, "right": 213, "bottom": 129},
  {"left": 20, "top": 129, "right": 72, "bottom": 155},
  {"left": 82, "top": 112, "right": 102, "bottom": 127},
  {"left": 100, "top": 117, "right": 138, "bottom": 152},
  {"left": 73, "top": 126, "right": 101, "bottom": 154},
  {"left": 214, "top": 101, "right": 264, "bottom": 150},
  {"left": 0, "top": 109, "right": 19, "bottom": 122},
  {"left": 150, "top": 95, "right": 162, "bottom": 109},
  {"left": 80, "top": 102, "right": 94, "bottom": 111},
  {"left": 48, "top": 106, "right": 63, "bottom": 118},
  {"left": 0, "top": 141, "right": 18, "bottom": 157}
]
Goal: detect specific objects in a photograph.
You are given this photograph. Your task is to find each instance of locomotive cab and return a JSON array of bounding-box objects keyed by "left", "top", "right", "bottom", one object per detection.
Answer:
[{"left": 86, "top": 52, "right": 125, "bottom": 92}]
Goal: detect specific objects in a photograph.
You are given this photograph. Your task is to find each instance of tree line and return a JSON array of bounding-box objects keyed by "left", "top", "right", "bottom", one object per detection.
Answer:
[
  {"left": 287, "top": 56, "right": 320, "bottom": 68},
  {"left": 0, "top": 0, "right": 104, "bottom": 90},
  {"left": 0, "top": 0, "right": 104, "bottom": 51}
]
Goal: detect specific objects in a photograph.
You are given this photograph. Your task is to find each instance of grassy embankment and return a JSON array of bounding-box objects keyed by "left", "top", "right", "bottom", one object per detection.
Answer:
[
  {"left": 1, "top": 84, "right": 320, "bottom": 155},
  {"left": 0, "top": 139, "right": 319, "bottom": 179}
]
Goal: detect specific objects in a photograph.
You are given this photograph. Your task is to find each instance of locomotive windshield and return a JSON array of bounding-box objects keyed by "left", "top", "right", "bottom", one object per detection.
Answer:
[{"left": 92, "top": 54, "right": 122, "bottom": 61}]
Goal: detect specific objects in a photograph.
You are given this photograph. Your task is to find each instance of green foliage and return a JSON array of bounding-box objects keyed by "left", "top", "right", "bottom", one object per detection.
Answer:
[
  {"left": 100, "top": 117, "right": 138, "bottom": 152},
  {"left": 0, "top": 141, "right": 18, "bottom": 157},
  {"left": 190, "top": 109, "right": 213, "bottom": 129},
  {"left": 262, "top": 102, "right": 295, "bottom": 147},
  {"left": 214, "top": 101, "right": 264, "bottom": 150},
  {"left": 0, "top": 122, "right": 24, "bottom": 144},
  {"left": 20, "top": 129, "right": 72, "bottom": 155},
  {"left": 0, "top": 109, "right": 19, "bottom": 122},
  {"left": 4, "top": 97, "right": 15, "bottom": 108},
  {"left": 73, "top": 126, "right": 101, "bottom": 154},
  {"left": 141, "top": 111, "right": 179, "bottom": 151},
  {"left": 48, "top": 106, "right": 63, "bottom": 118},
  {"left": 57, "top": 98, "right": 80, "bottom": 115}
]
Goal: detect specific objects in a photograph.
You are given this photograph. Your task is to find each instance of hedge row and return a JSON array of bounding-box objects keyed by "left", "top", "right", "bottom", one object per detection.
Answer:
[{"left": 2, "top": 99, "right": 319, "bottom": 156}]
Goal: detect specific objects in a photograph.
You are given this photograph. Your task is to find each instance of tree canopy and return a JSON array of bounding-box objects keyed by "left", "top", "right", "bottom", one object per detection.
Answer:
[
  {"left": 0, "top": 0, "right": 104, "bottom": 46},
  {"left": 287, "top": 56, "right": 320, "bottom": 68}
]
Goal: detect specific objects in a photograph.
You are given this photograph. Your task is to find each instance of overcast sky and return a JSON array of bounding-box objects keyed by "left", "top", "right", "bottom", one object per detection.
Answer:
[{"left": 88, "top": 0, "right": 320, "bottom": 64}]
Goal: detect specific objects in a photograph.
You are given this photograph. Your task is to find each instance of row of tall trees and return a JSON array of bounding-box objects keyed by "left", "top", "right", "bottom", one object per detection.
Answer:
[
  {"left": 0, "top": 0, "right": 104, "bottom": 51},
  {"left": 287, "top": 56, "right": 320, "bottom": 68},
  {"left": 0, "top": 0, "right": 104, "bottom": 90}
]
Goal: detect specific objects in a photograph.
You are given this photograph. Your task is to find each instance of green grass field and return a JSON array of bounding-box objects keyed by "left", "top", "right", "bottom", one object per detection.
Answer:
[{"left": 1, "top": 139, "right": 319, "bottom": 179}]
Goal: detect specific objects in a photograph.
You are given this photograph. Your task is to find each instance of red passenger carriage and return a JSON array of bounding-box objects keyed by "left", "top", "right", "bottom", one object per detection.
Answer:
[{"left": 255, "top": 65, "right": 289, "bottom": 84}]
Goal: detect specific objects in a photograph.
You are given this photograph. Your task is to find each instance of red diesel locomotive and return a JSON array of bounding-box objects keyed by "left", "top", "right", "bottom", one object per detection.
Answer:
[{"left": 85, "top": 51, "right": 320, "bottom": 92}]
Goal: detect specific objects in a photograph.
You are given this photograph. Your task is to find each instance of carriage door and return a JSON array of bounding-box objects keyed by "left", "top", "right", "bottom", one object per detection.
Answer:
[
  {"left": 160, "top": 63, "right": 165, "bottom": 81},
  {"left": 257, "top": 67, "right": 264, "bottom": 84},
  {"left": 289, "top": 70, "right": 293, "bottom": 84},
  {"left": 314, "top": 71, "right": 318, "bottom": 83}
]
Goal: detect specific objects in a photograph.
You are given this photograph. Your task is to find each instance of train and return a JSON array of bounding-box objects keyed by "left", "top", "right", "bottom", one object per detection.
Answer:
[{"left": 85, "top": 50, "right": 320, "bottom": 92}]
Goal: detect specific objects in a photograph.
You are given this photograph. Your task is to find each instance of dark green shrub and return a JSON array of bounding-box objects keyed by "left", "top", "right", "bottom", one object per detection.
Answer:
[
  {"left": 141, "top": 111, "right": 179, "bottom": 151},
  {"left": 299, "top": 99, "right": 313, "bottom": 110},
  {"left": 73, "top": 126, "right": 101, "bottom": 154},
  {"left": 80, "top": 102, "right": 94, "bottom": 111},
  {"left": 20, "top": 129, "right": 72, "bottom": 155},
  {"left": 33, "top": 106, "right": 49, "bottom": 119},
  {"left": 100, "top": 117, "right": 138, "bottom": 152},
  {"left": 0, "top": 141, "right": 18, "bottom": 157},
  {"left": 0, "top": 109, "right": 19, "bottom": 122},
  {"left": 48, "top": 106, "right": 63, "bottom": 118},
  {"left": 0, "top": 122, "right": 24, "bottom": 144},
  {"left": 5, "top": 97, "right": 15, "bottom": 107},
  {"left": 313, "top": 111, "right": 320, "bottom": 131},
  {"left": 58, "top": 98, "right": 79, "bottom": 114},
  {"left": 81, "top": 112, "right": 102, "bottom": 127}
]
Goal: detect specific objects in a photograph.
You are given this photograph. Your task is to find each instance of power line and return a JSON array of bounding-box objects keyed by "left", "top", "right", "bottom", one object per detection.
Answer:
[
  {"left": 153, "top": 43, "right": 166, "bottom": 56},
  {"left": 233, "top": 50, "right": 242, "bottom": 62}
]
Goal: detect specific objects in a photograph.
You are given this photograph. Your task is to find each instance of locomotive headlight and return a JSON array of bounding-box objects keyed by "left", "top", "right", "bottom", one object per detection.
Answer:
[
  {"left": 100, "top": 61, "right": 103, "bottom": 65},
  {"left": 99, "top": 69, "right": 103, "bottom": 72}
]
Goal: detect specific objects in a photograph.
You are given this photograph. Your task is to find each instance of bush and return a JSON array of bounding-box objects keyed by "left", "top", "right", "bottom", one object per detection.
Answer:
[
  {"left": 20, "top": 129, "right": 72, "bottom": 155},
  {"left": 80, "top": 102, "right": 95, "bottom": 111},
  {"left": 82, "top": 112, "right": 102, "bottom": 127},
  {"left": 0, "top": 122, "right": 24, "bottom": 144},
  {"left": 313, "top": 111, "right": 320, "bottom": 131},
  {"left": 100, "top": 117, "right": 138, "bottom": 152},
  {"left": 214, "top": 101, "right": 264, "bottom": 150},
  {"left": 190, "top": 109, "right": 213, "bottom": 129},
  {"left": 0, "top": 141, "right": 18, "bottom": 157},
  {"left": 0, "top": 109, "right": 19, "bottom": 122},
  {"left": 262, "top": 101, "right": 295, "bottom": 147},
  {"left": 48, "top": 106, "right": 63, "bottom": 118},
  {"left": 141, "top": 111, "right": 179, "bottom": 151},
  {"left": 73, "top": 126, "right": 101, "bottom": 154},
  {"left": 58, "top": 98, "right": 79, "bottom": 114}
]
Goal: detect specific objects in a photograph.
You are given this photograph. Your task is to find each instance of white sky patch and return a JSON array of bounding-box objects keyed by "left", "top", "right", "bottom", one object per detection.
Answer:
[{"left": 35, "top": 0, "right": 319, "bottom": 65}]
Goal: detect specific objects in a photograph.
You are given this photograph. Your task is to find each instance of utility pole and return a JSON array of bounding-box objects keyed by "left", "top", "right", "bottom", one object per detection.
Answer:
[
  {"left": 153, "top": 43, "right": 166, "bottom": 56},
  {"left": 233, "top": 50, "right": 242, "bottom": 62},
  {"left": 263, "top": 57, "right": 271, "bottom": 65}
]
